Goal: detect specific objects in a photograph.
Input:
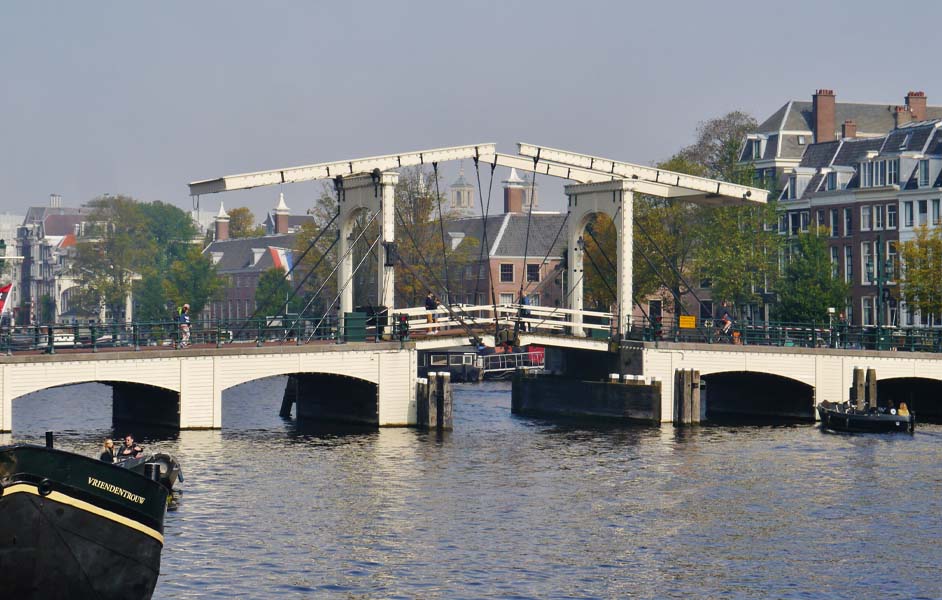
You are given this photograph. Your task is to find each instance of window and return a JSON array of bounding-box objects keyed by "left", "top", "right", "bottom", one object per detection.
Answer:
[
  {"left": 816, "top": 209, "right": 825, "bottom": 229},
  {"left": 830, "top": 246, "right": 839, "bottom": 279},
  {"left": 790, "top": 212, "right": 800, "bottom": 235},
  {"left": 887, "top": 159, "right": 899, "bottom": 185},
  {"left": 797, "top": 135, "right": 806, "bottom": 145},
  {"left": 527, "top": 294, "right": 541, "bottom": 307},
  {"left": 886, "top": 241, "right": 898, "bottom": 282},
  {"left": 526, "top": 264, "right": 540, "bottom": 283},
  {"left": 874, "top": 205, "right": 884, "bottom": 230},
  {"left": 826, "top": 172, "right": 837, "bottom": 190},
  {"left": 700, "top": 300, "right": 714, "bottom": 320},
  {"left": 861, "top": 206, "right": 872, "bottom": 231},
  {"left": 862, "top": 242, "right": 873, "bottom": 284},
  {"left": 499, "top": 292, "right": 515, "bottom": 305},
  {"left": 800, "top": 211, "right": 809, "bottom": 233},
  {"left": 499, "top": 263, "right": 514, "bottom": 283},
  {"left": 918, "top": 200, "right": 928, "bottom": 226},
  {"left": 887, "top": 204, "right": 898, "bottom": 229},
  {"left": 919, "top": 160, "right": 930, "bottom": 187},
  {"left": 933, "top": 199, "right": 941, "bottom": 226},
  {"left": 904, "top": 201, "right": 914, "bottom": 227},
  {"left": 844, "top": 208, "right": 853, "bottom": 236},
  {"left": 844, "top": 246, "right": 853, "bottom": 283},
  {"left": 787, "top": 175, "right": 797, "bottom": 199},
  {"left": 751, "top": 139, "right": 761, "bottom": 159},
  {"left": 830, "top": 209, "right": 839, "bottom": 237},
  {"left": 862, "top": 297, "right": 874, "bottom": 326},
  {"left": 778, "top": 214, "right": 787, "bottom": 233}
]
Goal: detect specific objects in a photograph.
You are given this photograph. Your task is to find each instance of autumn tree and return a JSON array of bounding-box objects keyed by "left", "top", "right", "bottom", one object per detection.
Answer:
[
  {"left": 228, "top": 207, "right": 265, "bottom": 238},
  {"left": 899, "top": 225, "right": 942, "bottom": 320}
]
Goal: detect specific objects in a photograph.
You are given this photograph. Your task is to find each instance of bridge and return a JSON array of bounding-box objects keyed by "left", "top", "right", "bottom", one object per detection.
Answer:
[{"left": 6, "top": 141, "right": 941, "bottom": 429}]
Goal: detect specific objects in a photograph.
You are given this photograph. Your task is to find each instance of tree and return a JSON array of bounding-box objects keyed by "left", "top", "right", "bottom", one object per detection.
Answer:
[
  {"left": 291, "top": 186, "right": 340, "bottom": 316},
  {"left": 255, "top": 268, "right": 301, "bottom": 317},
  {"left": 679, "top": 111, "right": 758, "bottom": 183},
  {"left": 774, "top": 228, "right": 849, "bottom": 323},
  {"left": 228, "top": 207, "right": 265, "bottom": 238},
  {"left": 133, "top": 272, "right": 172, "bottom": 322},
  {"left": 138, "top": 201, "right": 198, "bottom": 268},
  {"left": 71, "top": 195, "right": 157, "bottom": 321},
  {"left": 163, "top": 245, "right": 225, "bottom": 316},
  {"left": 695, "top": 201, "right": 782, "bottom": 314},
  {"left": 899, "top": 225, "right": 942, "bottom": 320}
]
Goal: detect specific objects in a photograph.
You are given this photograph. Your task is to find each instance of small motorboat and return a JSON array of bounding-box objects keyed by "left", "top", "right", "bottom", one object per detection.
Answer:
[
  {"left": 0, "top": 438, "right": 170, "bottom": 599},
  {"left": 117, "top": 451, "right": 183, "bottom": 491},
  {"left": 817, "top": 400, "right": 915, "bottom": 433}
]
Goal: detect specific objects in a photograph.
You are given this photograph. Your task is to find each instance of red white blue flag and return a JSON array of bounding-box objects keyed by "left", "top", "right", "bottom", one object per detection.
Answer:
[
  {"left": 0, "top": 283, "right": 11, "bottom": 314},
  {"left": 269, "top": 247, "right": 293, "bottom": 280}
]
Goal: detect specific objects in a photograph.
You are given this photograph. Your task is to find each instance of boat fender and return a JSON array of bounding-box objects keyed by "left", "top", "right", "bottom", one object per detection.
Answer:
[
  {"left": 38, "top": 479, "right": 53, "bottom": 497},
  {"left": 890, "top": 408, "right": 897, "bottom": 415},
  {"left": 0, "top": 482, "right": 4, "bottom": 497}
]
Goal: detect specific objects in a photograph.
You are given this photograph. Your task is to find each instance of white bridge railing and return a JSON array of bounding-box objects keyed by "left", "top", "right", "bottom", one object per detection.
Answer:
[{"left": 394, "top": 303, "right": 615, "bottom": 337}]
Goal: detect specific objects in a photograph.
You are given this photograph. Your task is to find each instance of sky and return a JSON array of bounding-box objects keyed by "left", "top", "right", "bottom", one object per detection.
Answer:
[{"left": 3, "top": 0, "right": 941, "bottom": 221}]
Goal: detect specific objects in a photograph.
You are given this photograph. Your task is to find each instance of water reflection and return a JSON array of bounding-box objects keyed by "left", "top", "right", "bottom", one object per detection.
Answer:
[{"left": 6, "top": 380, "right": 942, "bottom": 598}]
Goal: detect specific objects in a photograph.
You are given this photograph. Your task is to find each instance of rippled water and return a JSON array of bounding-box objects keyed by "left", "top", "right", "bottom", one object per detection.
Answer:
[{"left": 6, "top": 380, "right": 942, "bottom": 599}]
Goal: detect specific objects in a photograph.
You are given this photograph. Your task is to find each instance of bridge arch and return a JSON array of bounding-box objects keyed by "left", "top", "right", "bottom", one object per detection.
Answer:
[
  {"left": 877, "top": 376, "right": 942, "bottom": 422},
  {"left": 701, "top": 371, "right": 815, "bottom": 422}
]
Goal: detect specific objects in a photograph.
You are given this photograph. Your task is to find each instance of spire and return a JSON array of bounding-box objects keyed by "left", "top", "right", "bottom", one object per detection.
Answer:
[
  {"left": 507, "top": 168, "right": 524, "bottom": 184},
  {"left": 216, "top": 201, "right": 229, "bottom": 219},
  {"left": 274, "top": 191, "right": 289, "bottom": 213}
]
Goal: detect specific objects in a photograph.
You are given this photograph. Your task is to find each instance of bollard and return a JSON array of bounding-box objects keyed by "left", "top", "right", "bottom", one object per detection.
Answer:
[
  {"left": 144, "top": 463, "right": 161, "bottom": 482},
  {"left": 45, "top": 431, "right": 54, "bottom": 448}
]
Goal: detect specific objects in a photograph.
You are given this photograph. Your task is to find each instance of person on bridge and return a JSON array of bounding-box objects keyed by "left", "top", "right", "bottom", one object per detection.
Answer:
[
  {"left": 99, "top": 438, "right": 117, "bottom": 463},
  {"left": 179, "top": 303, "right": 191, "bottom": 348},
  {"left": 119, "top": 434, "right": 143, "bottom": 459},
  {"left": 425, "top": 291, "right": 439, "bottom": 334}
]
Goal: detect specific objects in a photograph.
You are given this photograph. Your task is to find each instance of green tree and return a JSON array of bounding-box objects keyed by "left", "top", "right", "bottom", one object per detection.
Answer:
[
  {"left": 774, "top": 228, "right": 849, "bottom": 323},
  {"left": 138, "top": 201, "right": 198, "bottom": 268},
  {"left": 163, "top": 245, "right": 225, "bottom": 315},
  {"left": 228, "top": 207, "right": 265, "bottom": 238},
  {"left": 133, "top": 272, "right": 172, "bottom": 322},
  {"left": 679, "top": 111, "right": 758, "bottom": 183},
  {"left": 255, "top": 268, "right": 302, "bottom": 316},
  {"left": 71, "top": 195, "right": 157, "bottom": 320},
  {"left": 292, "top": 186, "right": 340, "bottom": 316},
  {"left": 899, "top": 225, "right": 942, "bottom": 320}
]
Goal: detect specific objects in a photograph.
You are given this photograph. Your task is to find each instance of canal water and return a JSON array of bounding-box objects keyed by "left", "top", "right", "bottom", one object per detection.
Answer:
[{"left": 6, "top": 380, "right": 942, "bottom": 599}]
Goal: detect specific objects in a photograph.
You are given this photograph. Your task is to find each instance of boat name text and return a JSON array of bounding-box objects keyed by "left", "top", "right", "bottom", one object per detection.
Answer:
[{"left": 87, "top": 477, "right": 146, "bottom": 504}]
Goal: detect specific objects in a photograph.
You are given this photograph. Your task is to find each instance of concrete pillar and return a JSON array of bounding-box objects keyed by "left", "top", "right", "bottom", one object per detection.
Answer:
[{"left": 567, "top": 222, "right": 585, "bottom": 337}]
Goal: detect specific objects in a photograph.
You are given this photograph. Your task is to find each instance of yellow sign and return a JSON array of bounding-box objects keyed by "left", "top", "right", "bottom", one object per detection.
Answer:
[{"left": 679, "top": 315, "right": 696, "bottom": 329}]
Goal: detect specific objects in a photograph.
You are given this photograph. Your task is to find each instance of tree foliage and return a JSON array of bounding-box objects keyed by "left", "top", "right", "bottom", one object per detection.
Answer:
[
  {"left": 899, "top": 225, "right": 942, "bottom": 319},
  {"left": 228, "top": 207, "right": 265, "bottom": 238},
  {"left": 162, "top": 245, "right": 225, "bottom": 316},
  {"left": 255, "top": 268, "right": 301, "bottom": 317},
  {"left": 678, "top": 111, "right": 758, "bottom": 183},
  {"left": 774, "top": 228, "right": 849, "bottom": 323}
]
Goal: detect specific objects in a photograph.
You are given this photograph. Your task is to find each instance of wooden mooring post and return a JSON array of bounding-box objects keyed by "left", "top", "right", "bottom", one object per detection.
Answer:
[
  {"left": 673, "top": 369, "right": 701, "bottom": 425},
  {"left": 416, "top": 372, "right": 452, "bottom": 431},
  {"left": 866, "top": 367, "right": 878, "bottom": 410}
]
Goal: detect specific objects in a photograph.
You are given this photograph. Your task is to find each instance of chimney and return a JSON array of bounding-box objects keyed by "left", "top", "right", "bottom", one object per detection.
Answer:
[
  {"left": 214, "top": 202, "right": 230, "bottom": 241},
  {"left": 894, "top": 105, "right": 912, "bottom": 128},
  {"left": 841, "top": 119, "right": 857, "bottom": 139},
  {"left": 906, "top": 91, "right": 927, "bottom": 121},
  {"left": 813, "top": 89, "right": 836, "bottom": 143},
  {"left": 503, "top": 168, "right": 525, "bottom": 213},
  {"left": 273, "top": 192, "right": 290, "bottom": 234},
  {"left": 49, "top": 193, "right": 62, "bottom": 208}
]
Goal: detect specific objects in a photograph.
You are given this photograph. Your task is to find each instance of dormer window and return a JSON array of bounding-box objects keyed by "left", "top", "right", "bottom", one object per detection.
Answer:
[
  {"left": 751, "top": 139, "right": 762, "bottom": 159},
  {"left": 826, "top": 172, "right": 837, "bottom": 191},
  {"left": 900, "top": 133, "right": 912, "bottom": 150},
  {"left": 888, "top": 159, "right": 899, "bottom": 185},
  {"left": 797, "top": 135, "right": 806, "bottom": 145},
  {"left": 919, "top": 159, "right": 930, "bottom": 187}
]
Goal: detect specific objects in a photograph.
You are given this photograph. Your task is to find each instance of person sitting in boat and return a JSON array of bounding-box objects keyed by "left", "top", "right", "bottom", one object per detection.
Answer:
[
  {"left": 119, "top": 434, "right": 143, "bottom": 459},
  {"left": 99, "top": 438, "right": 117, "bottom": 463},
  {"left": 898, "top": 402, "right": 910, "bottom": 417}
]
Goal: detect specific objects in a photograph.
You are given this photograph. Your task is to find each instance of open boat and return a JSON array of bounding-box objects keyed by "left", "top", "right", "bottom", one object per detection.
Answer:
[
  {"left": 0, "top": 441, "right": 170, "bottom": 599},
  {"left": 817, "top": 401, "right": 915, "bottom": 433}
]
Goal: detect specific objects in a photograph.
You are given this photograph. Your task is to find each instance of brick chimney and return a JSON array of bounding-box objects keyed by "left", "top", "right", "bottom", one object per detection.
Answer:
[
  {"left": 813, "top": 89, "right": 836, "bottom": 143},
  {"left": 906, "top": 91, "right": 927, "bottom": 121},
  {"left": 841, "top": 119, "right": 857, "bottom": 139},
  {"left": 894, "top": 105, "right": 912, "bottom": 128},
  {"left": 273, "top": 192, "right": 290, "bottom": 234},
  {"left": 503, "top": 168, "right": 525, "bottom": 213},
  {"left": 214, "top": 202, "right": 230, "bottom": 241}
]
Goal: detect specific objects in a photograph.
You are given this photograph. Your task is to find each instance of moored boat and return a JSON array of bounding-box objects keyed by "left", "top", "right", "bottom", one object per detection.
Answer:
[
  {"left": 817, "top": 401, "right": 915, "bottom": 433},
  {"left": 0, "top": 442, "right": 169, "bottom": 599}
]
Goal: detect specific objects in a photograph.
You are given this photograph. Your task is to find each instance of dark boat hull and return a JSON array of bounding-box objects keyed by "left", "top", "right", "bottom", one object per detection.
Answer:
[
  {"left": 0, "top": 445, "right": 168, "bottom": 599},
  {"left": 818, "top": 406, "right": 915, "bottom": 433}
]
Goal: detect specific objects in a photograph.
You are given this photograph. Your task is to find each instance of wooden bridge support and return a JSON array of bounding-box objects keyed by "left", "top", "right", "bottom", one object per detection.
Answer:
[
  {"left": 416, "top": 372, "right": 452, "bottom": 431},
  {"left": 851, "top": 367, "right": 880, "bottom": 409},
  {"left": 673, "top": 369, "right": 701, "bottom": 425}
]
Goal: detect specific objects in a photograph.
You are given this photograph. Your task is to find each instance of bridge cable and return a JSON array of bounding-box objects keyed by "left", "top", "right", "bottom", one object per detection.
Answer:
[
  {"left": 293, "top": 210, "right": 381, "bottom": 331},
  {"left": 634, "top": 216, "right": 710, "bottom": 318},
  {"left": 519, "top": 155, "right": 540, "bottom": 302},
  {"left": 582, "top": 222, "right": 650, "bottom": 321},
  {"left": 307, "top": 232, "right": 383, "bottom": 342},
  {"left": 471, "top": 154, "right": 502, "bottom": 346},
  {"left": 235, "top": 210, "right": 340, "bottom": 338},
  {"left": 520, "top": 211, "right": 569, "bottom": 299}
]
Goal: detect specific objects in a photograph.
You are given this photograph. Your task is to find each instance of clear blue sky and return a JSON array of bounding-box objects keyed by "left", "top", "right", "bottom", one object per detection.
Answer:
[{"left": 2, "top": 0, "right": 940, "bottom": 219}]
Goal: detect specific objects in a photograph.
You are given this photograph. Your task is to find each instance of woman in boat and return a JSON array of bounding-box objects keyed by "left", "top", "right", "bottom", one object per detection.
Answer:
[
  {"left": 898, "top": 402, "right": 910, "bottom": 417},
  {"left": 99, "top": 438, "right": 117, "bottom": 463}
]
